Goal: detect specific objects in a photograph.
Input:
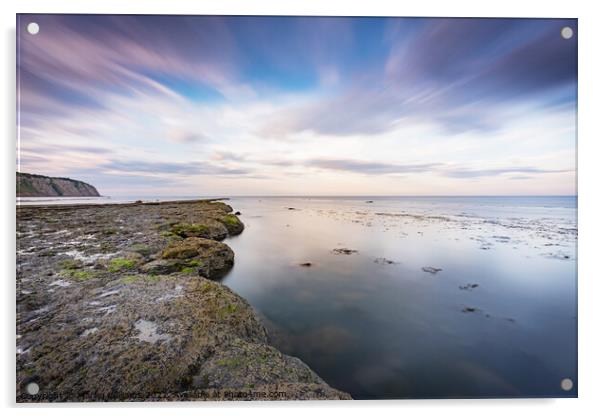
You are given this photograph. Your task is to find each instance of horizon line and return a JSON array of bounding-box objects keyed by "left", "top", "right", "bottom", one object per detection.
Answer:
[{"left": 92, "top": 194, "right": 578, "bottom": 198}]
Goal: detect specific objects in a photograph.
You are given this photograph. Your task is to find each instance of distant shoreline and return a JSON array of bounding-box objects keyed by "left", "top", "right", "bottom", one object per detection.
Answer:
[{"left": 16, "top": 198, "right": 229, "bottom": 209}]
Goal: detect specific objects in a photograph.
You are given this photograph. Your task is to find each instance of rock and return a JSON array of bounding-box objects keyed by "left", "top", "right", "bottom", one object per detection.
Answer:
[
  {"left": 459, "top": 283, "right": 479, "bottom": 290},
  {"left": 139, "top": 259, "right": 181, "bottom": 275},
  {"left": 59, "top": 259, "right": 83, "bottom": 270},
  {"left": 365, "top": 200, "right": 374, "bottom": 203},
  {"left": 17, "top": 276, "right": 349, "bottom": 401},
  {"left": 216, "top": 214, "right": 244, "bottom": 236},
  {"left": 299, "top": 262, "right": 312, "bottom": 267},
  {"left": 208, "top": 201, "right": 233, "bottom": 213},
  {"left": 162, "top": 237, "right": 234, "bottom": 280},
  {"left": 331, "top": 248, "right": 358, "bottom": 255},
  {"left": 374, "top": 257, "right": 396, "bottom": 265},
  {"left": 171, "top": 220, "right": 228, "bottom": 241},
  {"left": 462, "top": 307, "right": 478, "bottom": 313},
  {"left": 544, "top": 252, "right": 572, "bottom": 260},
  {"left": 421, "top": 266, "right": 442, "bottom": 274},
  {"left": 16, "top": 199, "right": 349, "bottom": 401},
  {"left": 162, "top": 238, "right": 203, "bottom": 259},
  {"left": 128, "top": 243, "right": 153, "bottom": 257},
  {"left": 234, "top": 211, "right": 241, "bottom": 216},
  {"left": 124, "top": 251, "right": 145, "bottom": 264},
  {"left": 194, "top": 338, "right": 325, "bottom": 389}
]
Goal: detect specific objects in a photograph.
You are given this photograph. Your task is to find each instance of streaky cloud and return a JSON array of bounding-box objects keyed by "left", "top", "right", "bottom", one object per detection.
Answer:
[
  {"left": 260, "top": 18, "right": 577, "bottom": 137},
  {"left": 102, "top": 160, "right": 252, "bottom": 176},
  {"left": 301, "top": 158, "right": 572, "bottom": 179},
  {"left": 306, "top": 159, "right": 441, "bottom": 174},
  {"left": 443, "top": 167, "right": 570, "bottom": 178}
]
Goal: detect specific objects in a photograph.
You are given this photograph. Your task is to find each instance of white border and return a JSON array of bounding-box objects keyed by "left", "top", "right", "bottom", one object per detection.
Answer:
[{"left": 2, "top": 1, "right": 601, "bottom": 415}]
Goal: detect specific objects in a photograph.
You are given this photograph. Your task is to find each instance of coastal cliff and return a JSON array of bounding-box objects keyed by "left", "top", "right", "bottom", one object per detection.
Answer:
[
  {"left": 16, "top": 200, "right": 350, "bottom": 401},
  {"left": 17, "top": 172, "right": 100, "bottom": 197}
]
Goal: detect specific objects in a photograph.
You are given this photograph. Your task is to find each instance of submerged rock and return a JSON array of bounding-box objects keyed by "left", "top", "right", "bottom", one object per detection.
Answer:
[
  {"left": 459, "top": 283, "right": 479, "bottom": 291},
  {"left": 374, "top": 257, "right": 396, "bottom": 265},
  {"left": 421, "top": 266, "right": 442, "bottom": 274},
  {"left": 543, "top": 252, "right": 572, "bottom": 260},
  {"left": 331, "top": 248, "right": 358, "bottom": 255}
]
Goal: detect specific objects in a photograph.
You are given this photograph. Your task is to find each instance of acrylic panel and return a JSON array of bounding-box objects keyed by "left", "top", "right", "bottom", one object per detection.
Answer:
[{"left": 16, "top": 14, "right": 577, "bottom": 402}]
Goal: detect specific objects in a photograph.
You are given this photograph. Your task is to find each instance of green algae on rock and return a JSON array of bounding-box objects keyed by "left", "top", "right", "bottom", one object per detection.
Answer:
[
  {"left": 170, "top": 221, "right": 228, "bottom": 241},
  {"left": 162, "top": 237, "right": 234, "bottom": 279},
  {"left": 216, "top": 214, "right": 244, "bottom": 236},
  {"left": 16, "top": 199, "right": 350, "bottom": 401},
  {"left": 107, "top": 257, "right": 139, "bottom": 273}
]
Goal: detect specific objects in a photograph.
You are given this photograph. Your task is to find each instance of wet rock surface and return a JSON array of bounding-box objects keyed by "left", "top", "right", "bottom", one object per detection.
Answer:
[{"left": 16, "top": 199, "right": 349, "bottom": 402}]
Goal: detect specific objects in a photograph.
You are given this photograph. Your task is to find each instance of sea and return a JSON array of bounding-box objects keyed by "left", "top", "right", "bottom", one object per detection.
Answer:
[{"left": 17, "top": 195, "right": 578, "bottom": 398}]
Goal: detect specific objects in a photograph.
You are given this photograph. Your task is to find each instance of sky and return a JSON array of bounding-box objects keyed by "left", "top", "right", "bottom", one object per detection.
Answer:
[{"left": 17, "top": 15, "right": 577, "bottom": 196}]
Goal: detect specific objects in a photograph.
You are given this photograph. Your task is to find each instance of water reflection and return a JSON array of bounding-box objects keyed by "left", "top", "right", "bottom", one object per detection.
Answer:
[{"left": 222, "top": 196, "right": 577, "bottom": 399}]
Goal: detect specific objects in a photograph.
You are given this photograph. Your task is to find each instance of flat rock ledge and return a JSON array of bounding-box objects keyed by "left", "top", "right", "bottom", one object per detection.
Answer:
[{"left": 17, "top": 200, "right": 350, "bottom": 401}]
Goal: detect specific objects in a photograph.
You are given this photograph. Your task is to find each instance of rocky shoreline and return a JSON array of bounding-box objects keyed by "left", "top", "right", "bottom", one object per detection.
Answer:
[{"left": 16, "top": 199, "right": 350, "bottom": 401}]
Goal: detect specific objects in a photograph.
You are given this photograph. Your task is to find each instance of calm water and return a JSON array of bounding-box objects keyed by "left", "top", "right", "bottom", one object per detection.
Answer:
[
  {"left": 20, "top": 195, "right": 577, "bottom": 398},
  {"left": 222, "top": 196, "right": 577, "bottom": 399}
]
